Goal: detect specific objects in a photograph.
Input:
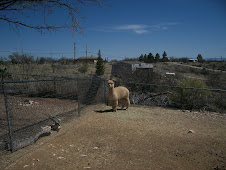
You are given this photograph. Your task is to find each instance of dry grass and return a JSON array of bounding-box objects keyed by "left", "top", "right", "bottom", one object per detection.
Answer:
[{"left": 1, "top": 62, "right": 112, "bottom": 80}]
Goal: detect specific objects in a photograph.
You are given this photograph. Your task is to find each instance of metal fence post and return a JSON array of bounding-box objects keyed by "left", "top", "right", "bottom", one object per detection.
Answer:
[
  {"left": 2, "top": 82, "right": 14, "bottom": 152},
  {"left": 77, "top": 80, "right": 81, "bottom": 117},
  {"left": 103, "top": 79, "right": 107, "bottom": 105},
  {"left": 78, "top": 98, "right": 81, "bottom": 117},
  {"left": 53, "top": 77, "right": 57, "bottom": 97},
  {"left": 180, "top": 87, "right": 184, "bottom": 109}
]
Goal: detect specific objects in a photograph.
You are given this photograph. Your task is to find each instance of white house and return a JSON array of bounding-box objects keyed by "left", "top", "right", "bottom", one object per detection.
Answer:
[
  {"left": 166, "top": 72, "right": 176, "bottom": 76},
  {"left": 189, "top": 59, "right": 198, "bottom": 62},
  {"left": 111, "top": 61, "right": 153, "bottom": 78},
  {"left": 77, "top": 56, "right": 98, "bottom": 63},
  {"left": 132, "top": 63, "right": 154, "bottom": 73}
]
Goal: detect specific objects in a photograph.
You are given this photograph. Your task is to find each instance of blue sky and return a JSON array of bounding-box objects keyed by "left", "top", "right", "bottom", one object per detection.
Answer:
[{"left": 0, "top": 0, "right": 225, "bottom": 60}]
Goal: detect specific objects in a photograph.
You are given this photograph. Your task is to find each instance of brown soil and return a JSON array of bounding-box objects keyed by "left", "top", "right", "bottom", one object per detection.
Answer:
[
  {"left": 0, "top": 104, "right": 225, "bottom": 170},
  {"left": 0, "top": 94, "right": 78, "bottom": 137}
]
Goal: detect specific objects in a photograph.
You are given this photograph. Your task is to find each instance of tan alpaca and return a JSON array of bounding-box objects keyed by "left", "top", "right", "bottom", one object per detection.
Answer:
[{"left": 108, "top": 80, "right": 130, "bottom": 112}]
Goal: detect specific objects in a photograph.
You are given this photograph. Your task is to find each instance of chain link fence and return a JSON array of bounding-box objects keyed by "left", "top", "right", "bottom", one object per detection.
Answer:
[
  {"left": 1, "top": 77, "right": 225, "bottom": 152},
  {"left": 0, "top": 76, "right": 106, "bottom": 152},
  {"left": 115, "top": 80, "right": 226, "bottom": 113}
]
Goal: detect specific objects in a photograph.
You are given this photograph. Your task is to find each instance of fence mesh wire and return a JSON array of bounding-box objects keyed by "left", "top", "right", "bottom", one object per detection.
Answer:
[
  {"left": 0, "top": 77, "right": 225, "bottom": 152},
  {"left": 0, "top": 84, "right": 9, "bottom": 151},
  {"left": 116, "top": 80, "right": 226, "bottom": 113},
  {"left": 0, "top": 77, "right": 106, "bottom": 152}
]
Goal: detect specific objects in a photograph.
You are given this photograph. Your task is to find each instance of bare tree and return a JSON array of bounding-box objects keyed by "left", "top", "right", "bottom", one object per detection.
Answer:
[{"left": 0, "top": 0, "right": 105, "bottom": 32}]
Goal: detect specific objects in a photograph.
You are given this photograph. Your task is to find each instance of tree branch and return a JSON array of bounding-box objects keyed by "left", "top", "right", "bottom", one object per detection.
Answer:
[
  {"left": 0, "top": 0, "right": 17, "bottom": 10},
  {"left": 0, "top": 0, "right": 105, "bottom": 33},
  {"left": 0, "top": 17, "right": 67, "bottom": 31}
]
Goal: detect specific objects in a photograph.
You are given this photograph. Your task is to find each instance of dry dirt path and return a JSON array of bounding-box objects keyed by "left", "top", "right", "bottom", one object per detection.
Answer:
[
  {"left": 170, "top": 62, "right": 226, "bottom": 73},
  {"left": 0, "top": 104, "right": 226, "bottom": 170}
]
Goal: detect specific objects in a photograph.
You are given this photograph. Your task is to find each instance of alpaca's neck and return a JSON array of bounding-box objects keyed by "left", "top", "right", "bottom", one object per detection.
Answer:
[
  {"left": 108, "top": 87, "right": 115, "bottom": 97},
  {"left": 109, "top": 87, "right": 114, "bottom": 92}
]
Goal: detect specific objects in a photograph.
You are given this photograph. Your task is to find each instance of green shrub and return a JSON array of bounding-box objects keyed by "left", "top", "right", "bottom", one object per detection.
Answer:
[
  {"left": 200, "top": 68, "right": 209, "bottom": 75},
  {"left": 95, "top": 50, "right": 105, "bottom": 76},
  {"left": 171, "top": 79, "right": 211, "bottom": 110},
  {"left": 78, "top": 63, "right": 89, "bottom": 74}
]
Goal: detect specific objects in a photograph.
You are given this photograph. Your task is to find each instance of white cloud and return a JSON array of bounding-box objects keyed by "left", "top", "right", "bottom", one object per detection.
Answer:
[
  {"left": 134, "top": 29, "right": 148, "bottom": 34},
  {"left": 115, "top": 24, "right": 148, "bottom": 34},
  {"left": 116, "top": 24, "right": 147, "bottom": 30},
  {"left": 162, "top": 26, "right": 168, "bottom": 30},
  {"left": 93, "top": 22, "right": 179, "bottom": 34}
]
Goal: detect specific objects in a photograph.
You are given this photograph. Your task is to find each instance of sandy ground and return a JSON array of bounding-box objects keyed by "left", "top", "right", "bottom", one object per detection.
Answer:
[{"left": 0, "top": 104, "right": 226, "bottom": 170}]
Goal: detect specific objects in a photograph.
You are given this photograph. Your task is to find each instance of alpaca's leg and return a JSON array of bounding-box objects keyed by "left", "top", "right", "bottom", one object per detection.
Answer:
[
  {"left": 113, "top": 106, "right": 117, "bottom": 112},
  {"left": 109, "top": 99, "right": 113, "bottom": 106},
  {"left": 112, "top": 100, "right": 118, "bottom": 112},
  {"left": 121, "top": 99, "right": 125, "bottom": 109},
  {"left": 125, "top": 97, "right": 130, "bottom": 110},
  {"left": 120, "top": 99, "right": 129, "bottom": 110},
  {"left": 121, "top": 99, "right": 127, "bottom": 109}
]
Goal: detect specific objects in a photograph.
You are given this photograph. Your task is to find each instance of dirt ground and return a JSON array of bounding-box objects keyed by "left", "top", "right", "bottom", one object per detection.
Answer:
[
  {"left": 0, "top": 94, "right": 78, "bottom": 145},
  {"left": 0, "top": 104, "right": 226, "bottom": 170}
]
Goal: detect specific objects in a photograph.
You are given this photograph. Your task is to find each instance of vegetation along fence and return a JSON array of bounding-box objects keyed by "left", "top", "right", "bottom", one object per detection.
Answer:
[
  {"left": 115, "top": 80, "right": 226, "bottom": 113},
  {"left": 0, "top": 77, "right": 225, "bottom": 152}
]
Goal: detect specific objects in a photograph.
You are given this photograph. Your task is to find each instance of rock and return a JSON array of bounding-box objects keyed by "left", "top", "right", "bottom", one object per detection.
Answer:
[
  {"left": 188, "top": 130, "right": 194, "bottom": 134},
  {"left": 41, "top": 126, "right": 51, "bottom": 132},
  {"left": 93, "top": 147, "right": 98, "bottom": 150},
  {"left": 23, "top": 99, "right": 34, "bottom": 106},
  {"left": 23, "top": 165, "right": 29, "bottom": 168},
  {"left": 51, "top": 123, "right": 61, "bottom": 132}
]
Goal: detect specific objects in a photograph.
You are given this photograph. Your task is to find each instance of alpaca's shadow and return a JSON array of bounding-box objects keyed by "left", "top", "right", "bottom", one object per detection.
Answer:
[
  {"left": 94, "top": 108, "right": 127, "bottom": 113},
  {"left": 94, "top": 109, "right": 113, "bottom": 113}
]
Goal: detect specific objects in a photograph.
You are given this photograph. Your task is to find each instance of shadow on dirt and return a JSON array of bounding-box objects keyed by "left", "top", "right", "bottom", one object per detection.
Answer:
[
  {"left": 94, "top": 108, "right": 128, "bottom": 113},
  {"left": 94, "top": 109, "right": 113, "bottom": 113}
]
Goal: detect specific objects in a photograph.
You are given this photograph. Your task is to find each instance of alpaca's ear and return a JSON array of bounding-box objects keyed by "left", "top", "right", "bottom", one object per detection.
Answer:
[
  {"left": 108, "top": 80, "right": 114, "bottom": 84},
  {"left": 110, "top": 77, "right": 116, "bottom": 82}
]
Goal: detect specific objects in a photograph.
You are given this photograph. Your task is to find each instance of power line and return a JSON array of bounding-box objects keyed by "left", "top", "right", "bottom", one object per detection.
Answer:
[
  {"left": 0, "top": 50, "right": 133, "bottom": 61},
  {"left": 0, "top": 51, "right": 74, "bottom": 54}
]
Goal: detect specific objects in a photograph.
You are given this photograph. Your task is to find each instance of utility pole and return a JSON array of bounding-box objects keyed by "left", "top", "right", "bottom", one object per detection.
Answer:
[
  {"left": 86, "top": 45, "right": 88, "bottom": 57},
  {"left": 86, "top": 45, "right": 88, "bottom": 63},
  {"left": 74, "top": 42, "right": 76, "bottom": 64}
]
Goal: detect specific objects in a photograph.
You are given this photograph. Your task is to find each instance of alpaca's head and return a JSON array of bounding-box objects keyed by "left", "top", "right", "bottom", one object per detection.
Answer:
[{"left": 108, "top": 80, "right": 114, "bottom": 88}]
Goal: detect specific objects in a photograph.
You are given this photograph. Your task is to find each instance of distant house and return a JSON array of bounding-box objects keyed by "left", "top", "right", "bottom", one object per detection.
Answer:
[
  {"left": 189, "top": 59, "right": 198, "bottom": 62},
  {"left": 77, "top": 56, "right": 98, "bottom": 63},
  {"left": 111, "top": 61, "right": 153, "bottom": 78},
  {"left": 166, "top": 72, "right": 175, "bottom": 76}
]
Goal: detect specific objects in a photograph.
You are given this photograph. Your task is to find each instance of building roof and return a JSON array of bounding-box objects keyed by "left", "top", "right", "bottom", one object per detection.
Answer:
[
  {"left": 135, "top": 63, "right": 153, "bottom": 69},
  {"left": 77, "top": 56, "right": 98, "bottom": 60},
  {"left": 112, "top": 61, "right": 153, "bottom": 68},
  {"left": 112, "top": 61, "right": 143, "bottom": 65},
  {"left": 166, "top": 72, "right": 176, "bottom": 75}
]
